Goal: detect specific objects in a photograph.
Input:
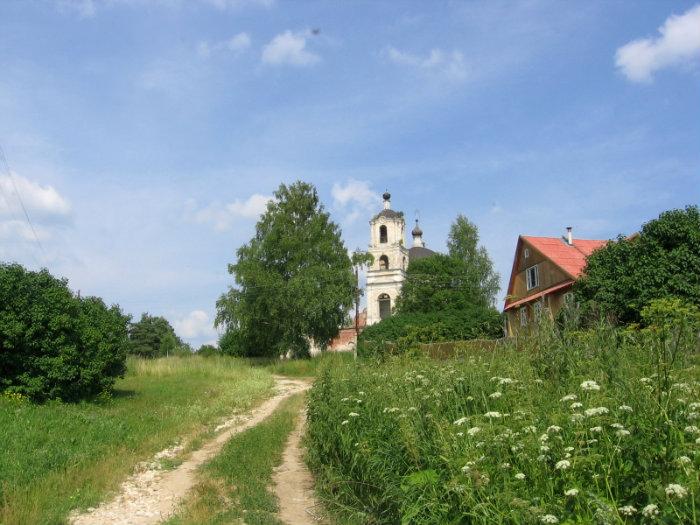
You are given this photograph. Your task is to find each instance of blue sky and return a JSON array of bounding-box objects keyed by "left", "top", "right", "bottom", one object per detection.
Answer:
[{"left": 1, "top": 0, "right": 699, "bottom": 347}]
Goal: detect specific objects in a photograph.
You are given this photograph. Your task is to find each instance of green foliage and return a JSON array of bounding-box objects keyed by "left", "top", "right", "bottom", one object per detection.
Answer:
[
  {"left": 128, "top": 313, "right": 187, "bottom": 358},
  {"left": 308, "top": 321, "right": 700, "bottom": 524},
  {"left": 0, "top": 263, "right": 130, "bottom": 402},
  {"left": 358, "top": 306, "right": 503, "bottom": 358},
  {"left": 196, "top": 344, "right": 220, "bottom": 357},
  {"left": 575, "top": 205, "right": 700, "bottom": 324},
  {"left": 447, "top": 214, "right": 500, "bottom": 305},
  {"left": 216, "top": 181, "right": 355, "bottom": 358},
  {"left": 397, "top": 216, "right": 500, "bottom": 314}
]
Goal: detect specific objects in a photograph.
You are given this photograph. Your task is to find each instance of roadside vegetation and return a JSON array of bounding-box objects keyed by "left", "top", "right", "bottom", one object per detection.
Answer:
[
  {"left": 307, "top": 300, "right": 700, "bottom": 524},
  {"left": 167, "top": 393, "right": 305, "bottom": 525},
  {"left": 0, "top": 356, "right": 273, "bottom": 525}
]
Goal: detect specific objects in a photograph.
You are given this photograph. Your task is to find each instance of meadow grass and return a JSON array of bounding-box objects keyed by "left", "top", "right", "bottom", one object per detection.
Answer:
[
  {"left": 0, "top": 355, "right": 273, "bottom": 525},
  {"left": 307, "top": 325, "right": 700, "bottom": 524},
  {"left": 166, "top": 393, "right": 306, "bottom": 525},
  {"left": 246, "top": 351, "right": 355, "bottom": 378}
]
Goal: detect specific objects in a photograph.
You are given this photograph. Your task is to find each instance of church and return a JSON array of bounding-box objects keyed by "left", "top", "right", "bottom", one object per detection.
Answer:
[{"left": 365, "top": 191, "right": 435, "bottom": 325}]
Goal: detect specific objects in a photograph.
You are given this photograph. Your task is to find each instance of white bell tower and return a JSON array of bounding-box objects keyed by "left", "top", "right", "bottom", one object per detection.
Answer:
[{"left": 365, "top": 191, "right": 408, "bottom": 325}]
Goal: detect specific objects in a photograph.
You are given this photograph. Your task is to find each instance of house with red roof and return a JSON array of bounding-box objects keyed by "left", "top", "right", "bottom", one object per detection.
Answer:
[{"left": 503, "top": 228, "right": 607, "bottom": 336}]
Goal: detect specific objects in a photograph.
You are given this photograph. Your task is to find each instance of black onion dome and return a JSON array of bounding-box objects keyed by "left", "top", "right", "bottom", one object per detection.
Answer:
[
  {"left": 412, "top": 221, "right": 423, "bottom": 237},
  {"left": 382, "top": 191, "right": 391, "bottom": 201}
]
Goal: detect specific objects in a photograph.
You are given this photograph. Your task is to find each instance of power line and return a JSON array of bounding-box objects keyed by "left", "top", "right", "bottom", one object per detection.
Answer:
[{"left": 0, "top": 144, "right": 47, "bottom": 265}]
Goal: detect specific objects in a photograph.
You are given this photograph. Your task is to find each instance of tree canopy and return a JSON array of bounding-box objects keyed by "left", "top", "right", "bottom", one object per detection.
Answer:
[
  {"left": 216, "top": 181, "right": 355, "bottom": 357},
  {"left": 128, "top": 313, "right": 187, "bottom": 358},
  {"left": 575, "top": 205, "right": 700, "bottom": 324},
  {"left": 397, "top": 215, "right": 500, "bottom": 313},
  {"left": 0, "top": 263, "right": 130, "bottom": 401}
]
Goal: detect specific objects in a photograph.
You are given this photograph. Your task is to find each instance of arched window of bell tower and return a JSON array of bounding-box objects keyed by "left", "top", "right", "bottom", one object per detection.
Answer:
[
  {"left": 379, "top": 225, "right": 388, "bottom": 243},
  {"left": 379, "top": 255, "right": 389, "bottom": 270},
  {"left": 378, "top": 293, "right": 391, "bottom": 320}
]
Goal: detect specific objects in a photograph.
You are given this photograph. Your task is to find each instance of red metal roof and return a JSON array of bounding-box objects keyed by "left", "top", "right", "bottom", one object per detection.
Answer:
[{"left": 522, "top": 236, "right": 607, "bottom": 279}]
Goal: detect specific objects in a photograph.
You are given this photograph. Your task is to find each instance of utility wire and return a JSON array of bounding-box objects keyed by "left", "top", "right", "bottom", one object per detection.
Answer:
[{"left": 0, "top": 144, "right": 47, "bottom": 264}]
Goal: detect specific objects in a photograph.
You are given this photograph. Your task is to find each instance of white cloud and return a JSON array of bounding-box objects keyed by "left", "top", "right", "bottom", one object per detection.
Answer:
[
  {"left": 615, "top": 4, "right": 700, "bottom": 82},
  {"left": 385, "top": 47, "right": 468, "bottom": 81},
  {"left": 199, "top": 0, "right": 274, "bottom": 9},
  {"left": 185, "top": 193, "right": 272, "bottom": 231},
  {"left": 55, "top": 0, "right": 96, "bottom": 18},
  {"left": 198, "top": 32, "right": 251, "bottom": 58},
  {"left": 0, "top": 173, "right": 71, "bottom": 221},
  {"left": 262, "top": 30, "right": 320, "bottom": 66},
  {"left": 332, "top": 179, "right": 380, "bottom": 224},
  {"left": 173, "top": 309, "right": 218, "bottom": 340}
]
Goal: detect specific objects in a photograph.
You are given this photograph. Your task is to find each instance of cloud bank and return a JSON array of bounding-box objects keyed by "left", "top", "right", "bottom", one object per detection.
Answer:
[
  {"left": 186, "top": 193, "right": 271, "bottom": 231},
  {"left": 384, "top": 46, "right": 468, "bottom": 81},
  {"left": 262, "top": 30, "right": 320, "bottom": 66}
]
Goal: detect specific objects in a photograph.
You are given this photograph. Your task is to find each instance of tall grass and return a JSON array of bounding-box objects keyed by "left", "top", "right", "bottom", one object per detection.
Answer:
[
  {"left": 307, "top": 324, "right": 700, "bottom": 524},
  {"left": 0, "top": 355, "right": 273, "bottom": 525}
]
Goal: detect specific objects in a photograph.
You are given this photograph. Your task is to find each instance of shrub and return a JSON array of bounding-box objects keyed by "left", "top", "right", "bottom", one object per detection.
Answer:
[
  {"left": 197, "top": 344, "right": 220, "bottom": 357},
  {"left": 0, "top": 264, "right": 130, "bottom": 402},
  {"left": 358, "top": 306, "right": 503, "bottom": 358},
  {"left": 128, "top": 313, "right": 189, "bottom": 358}
]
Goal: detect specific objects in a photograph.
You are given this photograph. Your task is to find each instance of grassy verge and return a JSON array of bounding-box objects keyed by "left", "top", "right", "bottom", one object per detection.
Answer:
[
  {"left": 246, "top": 351, "right": 355, "bottom": 378},
  {"left": 0, "top": 355, "right": 274, "bottom": 525},
  {"left": 307, "top": 326, "right": 700, "bottom": 524},
  {"left": 167, "top": 393, "right": 305, "bottom": 525}
]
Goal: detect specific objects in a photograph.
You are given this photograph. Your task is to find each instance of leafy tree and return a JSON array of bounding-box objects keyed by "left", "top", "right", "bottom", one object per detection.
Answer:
[
  {"left": 128, "top": 313, "right": 185, "bottom": 358},
  {"left": 575, "top": 206, "right": 700, "bottom": 324},
  {"left": 197, "top": 344, "right": 220, "bottom": 357},
  {"left": 446, "top": 214, "right": 500, "bottom": 305},
  {"left": 216, "top": 181, "right": 355, "bottom": 358},
  {"left": 0, "top": 263, "right": 130, "bottom": 401}
]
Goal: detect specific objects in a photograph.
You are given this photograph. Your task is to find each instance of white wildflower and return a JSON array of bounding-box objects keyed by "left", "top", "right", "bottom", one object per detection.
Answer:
[
  {"left": 618, "top": 505, "right": 637, "bottom": 516},
  {"left": 466, "top": 396, "right": 474, "bottom": 401},
  {"left": 467, "top": 426, "right": 481, "bottom": 436},
  {"left": 564, "top": 488, "right": 579, "bottom": 497},
  {"left": 610, "top": 423, "right": 624, "bottom": 429},
  {"left": 489, "top": 391, "right": 502, "bottom": 399},
  {"left": 547, "top": 425, "right": 562, "bottom": 434},
  {"left": 540, "top": 433, "right": 549, "bottom": 442},
  {"left": 408, "top": 407, "right": 418, "bottom": 412},
  {"left": 349, "top": 412, "right": 359, "bottom": 417},
  {"left": 555, "top": 459, "right": 571, "bottom": 470},
  {"left": 585, "top": 407, "right": 609, "bottom": 417},
  {"left": 640, "top": 377, "right": 652, "bottom": 384},
  {"left": 515, "top": 472, "right": 526, "bottom": 480},
  {"left": 358, "top": 391, "right": 365, "bottom": 396},
  {"left": 689, "top": 402, "right": 700, "bottom": 411},
  {"left": 589, "top": 426, "right": 603, "bottom": 433},
  {"left": 341, "top": 420, "right": 349, "bottom": 425},
  {"left": 641, "top": 504, "right": 659, "bottom": 518},
  {"left": 678, "top": 456, "right": 692, "bottom": 465},
  {"left": 685, "top": 425, "right": 700, "bottom": 434},
  {"left": 537, "top": 454, "right": 548, "bottom": 462},
  {"left": 341, "top": 397, "right": 350, "bottom": 402},
  {"left": 581, "top": 380, "right": 601, "bottom": 391},
  {"left": 571, "top": 402, "right": 583, "bottom": 409},
  {"left": 570, "top": 413, "right": 584, "bottom": 423},
  {"left": 560, "top": 394, "right": 577, "bottom": 402},
  {"left": 484, "top": 411, "right": 502, "bottom": 419},
  {"left": 619, "top": 405, "right": 633, "bottom": 413},
  {"left": 665, "top": 483, "right": 688, "bottom": 499},
  {"left": 453, "top": 417, "right": 469, "bottom": 426},
  {"left": 523, "top": 425, "right": 537, "bottom": 434},
  {"left": 540, "top": 514, "right": 559, "bottom": 524},
  {"left": 540, "top": 445, "right": 550, "bottom": 453},
  {"left": 501, "top": 462, "right": 511, "bottom": 470},
  {"left": 616, "top": 429, "right": 631, "bottom": 437},
  {"left": 499, "top": 377, "right": 514, "bottom": 385}
]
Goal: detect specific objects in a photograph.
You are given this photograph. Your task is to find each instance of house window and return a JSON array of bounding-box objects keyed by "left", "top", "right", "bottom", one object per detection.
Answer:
[
  {"left": 379, "top": 225, "right": 388, "bottom": 243},
  {"left": 379, "top": 255, "right": 389, "bottom": 270},
  {"left": 519, "top": 307, "right": 528, "bottom": 326},
  {"left": 378, "top": 293, "right": 391, "bottom": 320},
  {"left": 534, "top": 301, "right": 543, "bottom": 322},
  {"left": 526, "top": 265, "right": 539, "bottom": 290}
]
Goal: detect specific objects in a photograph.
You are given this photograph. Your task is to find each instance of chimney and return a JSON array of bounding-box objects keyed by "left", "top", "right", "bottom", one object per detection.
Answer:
[{"left": 565, "top": 226, "right": 573, "bottom": 246}]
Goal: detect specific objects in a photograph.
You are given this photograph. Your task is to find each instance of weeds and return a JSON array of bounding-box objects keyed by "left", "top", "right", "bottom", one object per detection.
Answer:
[{"left": 307, "top": 321, "right": 700, "bottom": 524}]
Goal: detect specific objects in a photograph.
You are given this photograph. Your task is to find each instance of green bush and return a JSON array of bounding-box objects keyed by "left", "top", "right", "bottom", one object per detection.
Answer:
[
  {"left": 128, "top": 313, "right": 189, "bottom": 358},
  {"left": 0, "top": 264, "right": 130, "bottom": 402},
  {"left": 197, "top": 344, "right": 220, "bottom": 357},
  {"left": 358, "top": 306, "right": 503, "bottom": 358},
  {"left": 308, "top": 322, "right": 700, "bottom": 524}
]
